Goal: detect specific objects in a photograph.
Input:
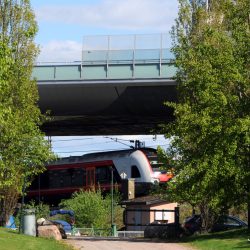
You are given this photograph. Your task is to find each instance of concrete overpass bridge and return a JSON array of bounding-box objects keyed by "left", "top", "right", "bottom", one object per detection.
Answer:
[{"left": 34, "top": 34, "right": 177, "bottom": 136}]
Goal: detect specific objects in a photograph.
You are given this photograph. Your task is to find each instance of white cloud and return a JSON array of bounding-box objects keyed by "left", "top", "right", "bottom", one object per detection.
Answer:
[
  {"left": 37, "top": 40, "right": 82, "bottom": 62},
  {"left": 35, "top": 0, "right": 178, "bottom": 62},
  {"left": 35, "top": 0, "right": 178, "bottom": 32}
]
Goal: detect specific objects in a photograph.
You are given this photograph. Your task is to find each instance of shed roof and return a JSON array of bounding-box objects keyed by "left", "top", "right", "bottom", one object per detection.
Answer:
[{"left": 120, "top": 195, "right": 169, "bottom": 206}]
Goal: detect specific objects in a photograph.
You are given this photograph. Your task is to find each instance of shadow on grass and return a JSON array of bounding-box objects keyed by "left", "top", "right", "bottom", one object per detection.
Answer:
[{"left": 181, "top": 229, "right": 250, "bottom": 249}]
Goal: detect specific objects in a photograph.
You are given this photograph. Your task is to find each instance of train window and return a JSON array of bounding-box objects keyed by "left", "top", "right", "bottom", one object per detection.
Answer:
[
  {"left": 48, "top": 168, "right": 86, "bottom": 188},
  {"left": 95, "top": 165, "right": 121, "bottom": 184},
  {"left": 131, "top": 165, "right": 141, "bottom": 178},
  {"left": 62, "top": 169, "right": 72, "bottom": 187},
  {"left": 39, "top": 171, "right": 49, "bottom": 189},
  {"left": 71, "top": 168, "right": 85, "bottom": 187},
  {"left": 96, "top": 166, "right": 110, "bottom": 184},
  {"left": 49, "top": 170, "right": 61, "bottom": 188}
]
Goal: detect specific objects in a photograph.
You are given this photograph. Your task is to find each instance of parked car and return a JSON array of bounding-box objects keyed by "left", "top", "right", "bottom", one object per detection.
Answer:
[
  {"left": 183, "top": 214, "right": 202, "bottom": 235},
  {"left": 183, "top": 214, "right": 247, "bottom": 235},
  {"left": 210, "top": 215, "right": 247, "bottom": 233}
]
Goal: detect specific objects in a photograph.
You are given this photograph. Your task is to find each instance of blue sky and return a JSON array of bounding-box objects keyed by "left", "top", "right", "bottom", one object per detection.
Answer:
[
  {"left": 30, "top": 0, "right": 179, "bottom": 156},
  {"left": 31, "top": 0, "right": 179, "bottom": 62}
]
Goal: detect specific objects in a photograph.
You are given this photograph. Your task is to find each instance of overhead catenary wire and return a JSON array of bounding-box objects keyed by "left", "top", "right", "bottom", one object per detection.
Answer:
[
  {"left": 54, "top": 143, "right": 170, "bottom": 154},
  {"left": 52, "top": 140, "right": 114, "bottom": 149},
  {"left": 52, "top": 136, "right": 148, "bottom": 149},
  {"left": 104, "top": 136, "right": 141, "bottom": 143},
  {"left": 52, "top": 137, "right": 93, "bottom": 142},
  {"left": 104, "top": 136, "right": 134, "bottom": 148},
  {"left": 51, "top": 135, "right": 170, "bottom": 155},
  {"left": 52, "top": 135, "right": 159, "bottom": 143},
  {"left": 54, "top": 147, "right": 129, "bottom": 154}
]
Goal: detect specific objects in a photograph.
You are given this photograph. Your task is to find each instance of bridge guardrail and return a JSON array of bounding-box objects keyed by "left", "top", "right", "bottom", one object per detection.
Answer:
[{"left": 33, "top": 34, "right": 176, "bottom": 81}]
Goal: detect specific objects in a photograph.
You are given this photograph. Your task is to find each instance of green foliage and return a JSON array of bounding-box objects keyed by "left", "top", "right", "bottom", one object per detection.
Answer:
[
  {"left": 24, "top": 201, "right": 50, "bottom": 220},
  {"left": 179, "top": 203, "right": 194, "bottom": 223},
  {"left": 229, "top": 203, "right": 248, "bottom": 222},
  {"left": 160, "top": 0, "right": 250, "bottom": 229},
  {"left": 105, "top": 191, "right": 124, "bottom": 229},
  {"left": 60, "top": 189, "right": 123, "bottom": 230},
  {"left": 14, "top": 201, "right": 50, "bottom": 228},
  {"left": 0, "top": 0, "right": 55, "bottom": 225}
]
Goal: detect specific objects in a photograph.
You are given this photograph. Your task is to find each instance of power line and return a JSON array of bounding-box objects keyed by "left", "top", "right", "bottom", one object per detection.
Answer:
[
  {"left": 52, "top": 136, "right": 156, "bottom": 149},
  {"left": 52, "top": 141, "right": 114, "bottom": 149},
  {"left": 51, "top": 135, "right": 162, "bottom": 143},
  {"left": 54, "top": 143, "right": 170, "bottom": 155},
  {"left": 104, "top": 137, "right": 134, "bottom": 148},
  {"left": 54, "top": 147, "right": 129, "bottom": 154},
  {"left": 52, "top": 137, "right": 93, "bottom": 142},
  {"left": 104, "top": 136, "right": 139, "bottom": 143}
]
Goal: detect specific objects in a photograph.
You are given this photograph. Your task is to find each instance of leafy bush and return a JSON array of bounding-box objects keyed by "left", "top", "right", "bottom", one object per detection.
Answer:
[
  {"left": 60, "top": 190, "right": 108, "bottom": 228},
  {"left": 60, "top": 189, "right": 123, "bottom": 229}
]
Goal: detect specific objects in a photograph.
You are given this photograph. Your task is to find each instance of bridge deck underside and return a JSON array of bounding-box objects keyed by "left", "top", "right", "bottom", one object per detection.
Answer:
[{"left": 39, "top": 80, "right": 177, "bottom": 135}]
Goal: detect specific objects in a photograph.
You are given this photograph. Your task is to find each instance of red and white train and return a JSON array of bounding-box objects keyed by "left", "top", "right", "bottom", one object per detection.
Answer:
[{"left": 28, "top": 148, "right": 173, "bottom": 203}]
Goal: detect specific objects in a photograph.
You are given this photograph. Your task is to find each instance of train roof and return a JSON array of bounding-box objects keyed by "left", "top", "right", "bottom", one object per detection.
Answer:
[
  {"left": 50, "top": 147, "right": 157, "bottom": 165},
  {"left": 82, "top": 147, "right": 156, "bottom": 158}
]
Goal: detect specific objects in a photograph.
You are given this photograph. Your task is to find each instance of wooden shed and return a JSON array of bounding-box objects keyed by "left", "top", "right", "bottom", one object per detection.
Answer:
[{"left": 121, "top": 195, "right": 178, "bottom": 231}]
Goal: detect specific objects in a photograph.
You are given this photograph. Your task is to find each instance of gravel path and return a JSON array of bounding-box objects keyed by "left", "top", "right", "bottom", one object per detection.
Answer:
[{"left": 65, "top": 237, "right": 194, "bottom": 250}]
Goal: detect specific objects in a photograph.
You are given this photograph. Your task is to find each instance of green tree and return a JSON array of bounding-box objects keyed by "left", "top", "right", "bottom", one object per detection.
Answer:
[
  {"left": 0, "top": 0, "right": 54, "bottom": 226},
  {"left": 161, "top": 0, "right": 250, "bottom": 230}
]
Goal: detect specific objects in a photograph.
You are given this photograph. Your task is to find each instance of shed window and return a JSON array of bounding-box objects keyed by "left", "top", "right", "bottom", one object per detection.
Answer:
[{"left": 131, "top": 165, "right": 141, "bottom": 178}]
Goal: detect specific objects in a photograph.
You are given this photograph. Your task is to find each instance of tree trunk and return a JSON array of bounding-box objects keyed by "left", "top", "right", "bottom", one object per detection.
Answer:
[
  {"left": 248, "top": 199, "right": 250, "bottom": 230},
  {"left": 0, "top": 197, "right": 8, "bottom": 226},
  {"left": 0, "top": 188, "right": 19, "bottom": 226}
]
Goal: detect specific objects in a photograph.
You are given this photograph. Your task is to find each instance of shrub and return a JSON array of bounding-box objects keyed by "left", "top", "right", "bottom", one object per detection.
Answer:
[{"left": 60, "top": 189, "right": 123, "bottom": 229}]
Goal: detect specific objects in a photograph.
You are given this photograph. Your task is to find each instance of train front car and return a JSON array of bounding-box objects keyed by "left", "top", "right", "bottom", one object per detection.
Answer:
[
  {"left": 27, "top": 148, "right": 173, "bottom": 203},
  {"left": 141, "top": 148, "right": 173, "bottom": 184},
  {"left": 124, "top": 148, "right": 173, "bottom": 195}
]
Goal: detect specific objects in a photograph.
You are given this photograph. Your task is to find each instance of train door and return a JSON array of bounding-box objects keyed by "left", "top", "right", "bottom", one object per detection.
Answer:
[{"left": 86, "top": 167, "right": 95, "bottom": 187}]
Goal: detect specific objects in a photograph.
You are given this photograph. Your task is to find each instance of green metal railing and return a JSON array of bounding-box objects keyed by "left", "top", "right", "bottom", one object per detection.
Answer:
[
  {"left": 33, "top": 62, "right": 176, "bottom": 82},
  {"left": 73, "top": 227, "right": 112, "bottom": 237}
]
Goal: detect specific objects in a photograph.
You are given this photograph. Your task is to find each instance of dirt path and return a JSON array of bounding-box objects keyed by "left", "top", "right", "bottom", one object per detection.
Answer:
[{"left": 65, "top": 237, "right": 194, "bottom": 250}]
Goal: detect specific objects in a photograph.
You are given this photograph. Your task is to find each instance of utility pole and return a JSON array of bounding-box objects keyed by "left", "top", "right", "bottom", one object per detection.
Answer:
[
  {"left": 47, "top": 136, "right": 52, "bottom": 149},
  {"left": 206, "top": 0, "right": 211, "bottom": 12},
  {"left": 110, "top": 167, "right": 117, "bottom": 236},
  {"left": 134, "top": 140, "right": 145, "bottom": 149}
]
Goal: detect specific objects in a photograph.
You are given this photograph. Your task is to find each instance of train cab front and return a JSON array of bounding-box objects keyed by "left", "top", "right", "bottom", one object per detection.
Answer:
[{"left": 142, "top": 148, "right": 174, "bottom": 185}]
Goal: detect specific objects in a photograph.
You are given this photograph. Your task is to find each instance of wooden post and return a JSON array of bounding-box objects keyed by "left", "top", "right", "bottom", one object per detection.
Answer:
[{"left": 174, "top": 206, "right": 180, "bottom": 226}]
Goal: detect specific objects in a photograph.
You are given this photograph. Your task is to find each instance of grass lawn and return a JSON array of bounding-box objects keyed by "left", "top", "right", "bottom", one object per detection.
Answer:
[
  {"left": 185, "top": 229, "right": 250, "bottom": 250},
  {"left": 0, "top": 228, "right": 74, "bottom": 250}
]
